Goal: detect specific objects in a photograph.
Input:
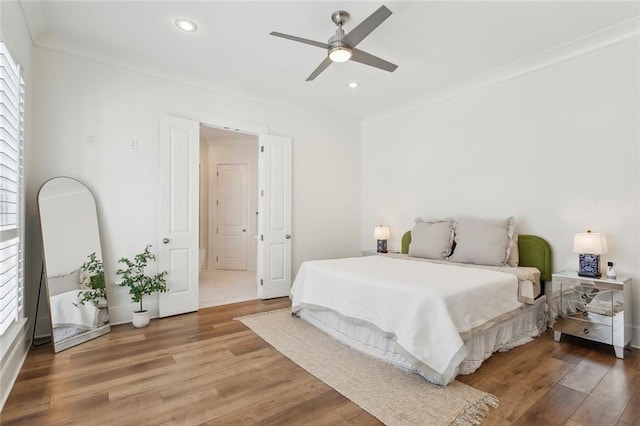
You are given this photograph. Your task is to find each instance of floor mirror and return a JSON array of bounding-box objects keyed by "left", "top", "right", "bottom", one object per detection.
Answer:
[{"left": 38, "top": 177, "right": 110, "bottom": 352}]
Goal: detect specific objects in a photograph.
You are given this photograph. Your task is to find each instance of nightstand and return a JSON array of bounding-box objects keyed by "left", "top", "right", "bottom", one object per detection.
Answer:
[
  {"left": 361, "top": 250, "right": 401, "bottom": 257},
  {"left": 551, "top": 270, "right": 632, "bottom": 358}
]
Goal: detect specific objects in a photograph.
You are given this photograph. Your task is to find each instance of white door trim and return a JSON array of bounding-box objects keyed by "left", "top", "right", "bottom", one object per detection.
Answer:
[{"left": 191, "top": 112, "right": 269, "bottom": 136}]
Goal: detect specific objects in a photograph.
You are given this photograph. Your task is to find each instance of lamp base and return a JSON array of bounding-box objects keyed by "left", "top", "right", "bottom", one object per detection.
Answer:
[
  {"left": 578, "top": 253, "right": 601, "bottom": 278},
  {"left": 377, "top": 240, "right": 387, "bottom": 253},
  {"left": 577, "top": 271, "right": 602, "bottom": 278}
]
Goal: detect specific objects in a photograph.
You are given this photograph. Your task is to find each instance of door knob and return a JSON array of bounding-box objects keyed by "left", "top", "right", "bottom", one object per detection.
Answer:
[
  {"left": 285, "top": 234, "right": 291, "bottom": 239},
  {"left": 162, "top": 238, "right": 170, "bottom": 244}
]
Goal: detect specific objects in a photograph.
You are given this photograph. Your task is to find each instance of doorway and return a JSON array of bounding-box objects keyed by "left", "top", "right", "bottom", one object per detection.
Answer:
[
  {"left": 198, "top": 125, "right": 258, "bottom": 308},
  {"left": 159, "top": 115, "right": 292, "bottom": 316}
]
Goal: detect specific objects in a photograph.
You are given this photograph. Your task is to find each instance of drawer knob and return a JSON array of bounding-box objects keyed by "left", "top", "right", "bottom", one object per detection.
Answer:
[{"left": 583, "top": 328, "right": 590, "bottom": 335}]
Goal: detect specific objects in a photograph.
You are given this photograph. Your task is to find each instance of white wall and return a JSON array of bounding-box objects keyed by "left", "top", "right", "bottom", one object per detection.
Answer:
[
  {"left": 361, "top": 36, "right": 640, "bottom": 344},
  {"left": 30, "top": 47, "right": 361, "bottom": 325},
  {"left": 0, "top": 0, "right": 33, "bottom": 411}
]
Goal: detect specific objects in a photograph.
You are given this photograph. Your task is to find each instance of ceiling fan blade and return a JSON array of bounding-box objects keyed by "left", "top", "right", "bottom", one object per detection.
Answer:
[
  {"left": 342, "top": 5, "right": 392, "bottom": 48},
  {"left": 351, "top": 48, "right": 398, "bottom": 72},
  {"left": 269, "top": 32, "right": 329, "bottom": 49},
  {"left": 306, "top": 57, "right": 333, "bottom": 81}
]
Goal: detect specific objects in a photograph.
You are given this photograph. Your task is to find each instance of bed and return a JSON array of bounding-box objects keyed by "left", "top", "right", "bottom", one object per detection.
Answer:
[
  {"left": 48, "top": 271, "right": 111, "bottom": 343},
  {"left": 290, "top": 218, "right": 552, "bottom": 385}
]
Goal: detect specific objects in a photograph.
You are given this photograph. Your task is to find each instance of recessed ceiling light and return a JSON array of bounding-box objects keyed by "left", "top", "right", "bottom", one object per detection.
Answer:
[
  {"left": 175, "top": 18, "right": 198, "bottom": 32},
  {"left": 348, "top": 82, "right": 359, "bottom": 88}
]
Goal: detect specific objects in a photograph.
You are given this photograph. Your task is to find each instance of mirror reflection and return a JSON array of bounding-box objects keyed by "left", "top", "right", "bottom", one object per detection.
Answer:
[{"left": 38, "top": 177, "right": 110, "bottom": 352}]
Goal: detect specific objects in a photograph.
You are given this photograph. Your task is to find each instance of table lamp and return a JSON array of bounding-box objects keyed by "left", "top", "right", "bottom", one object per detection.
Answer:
[
  {"left": 374, "top": 226, "right": 390, "bottom": 253},
  {"left": 573, "top": 230, "right": 608, "bottom": 278}
]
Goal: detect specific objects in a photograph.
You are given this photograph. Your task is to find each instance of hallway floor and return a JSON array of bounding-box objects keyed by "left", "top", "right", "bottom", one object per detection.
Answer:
[{"left": 199, "top": 268, "right": 257, "bottom": 308}]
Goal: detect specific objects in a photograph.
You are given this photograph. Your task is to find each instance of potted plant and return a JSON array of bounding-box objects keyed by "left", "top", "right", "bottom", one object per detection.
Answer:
[
  {"left": 116, "top": 245, "right": 168, "bottom": 328},
  {"left": 75, "top": 252, "right": 107, "bottom": 308}
]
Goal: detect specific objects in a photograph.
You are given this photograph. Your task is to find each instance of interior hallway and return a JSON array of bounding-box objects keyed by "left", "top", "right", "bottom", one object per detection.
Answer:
[{"left": 199, "top": 269, "right": 257, "bottom": 308}]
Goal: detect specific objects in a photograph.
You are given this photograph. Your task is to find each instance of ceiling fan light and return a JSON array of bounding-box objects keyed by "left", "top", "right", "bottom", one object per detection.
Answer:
[{"left": 329, "top": 46, "right": 352, "bottom": 63}]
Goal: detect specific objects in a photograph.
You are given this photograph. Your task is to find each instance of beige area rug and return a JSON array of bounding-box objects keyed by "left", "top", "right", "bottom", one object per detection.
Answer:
[{"left": 237, "top": 309, "right": 498, "bottom": 426}]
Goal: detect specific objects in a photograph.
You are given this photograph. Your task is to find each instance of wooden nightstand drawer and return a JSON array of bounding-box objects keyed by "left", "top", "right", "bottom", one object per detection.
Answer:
[{"left": 555, "top": 317, "right": 612, "bottom": 344}]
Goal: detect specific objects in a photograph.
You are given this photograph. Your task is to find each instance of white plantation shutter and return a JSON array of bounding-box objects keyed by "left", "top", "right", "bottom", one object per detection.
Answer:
[
  {"left": 0, "top": 43, "right": 25, "bottom": 336},
  {"left": 0, "top": 239, "right": 20, "bottom": 334}
]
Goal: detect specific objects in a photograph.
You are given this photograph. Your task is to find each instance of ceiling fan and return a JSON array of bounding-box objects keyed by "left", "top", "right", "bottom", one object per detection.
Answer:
[{"left": 270, "top": 5, "right": 398, "bottom": 81}]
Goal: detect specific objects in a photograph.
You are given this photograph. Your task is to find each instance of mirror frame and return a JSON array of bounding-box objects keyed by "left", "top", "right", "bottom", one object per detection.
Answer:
[{"left": 37, "top": 176, "right": 110, "bottom": 352}]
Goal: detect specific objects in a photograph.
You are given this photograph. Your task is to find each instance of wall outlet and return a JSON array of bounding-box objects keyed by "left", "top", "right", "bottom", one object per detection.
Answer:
[
  {"left": 130, "top": 139, "right": 138, "bottom": 149},
  {"left": 87, "top": 135, "right": 95, "bottom": 145}
]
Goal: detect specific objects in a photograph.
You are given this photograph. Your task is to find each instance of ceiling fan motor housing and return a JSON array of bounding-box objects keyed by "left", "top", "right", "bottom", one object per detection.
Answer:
[
  {"left": 328, "top": 27, "right": 347, "bottom": 46},
  {"left": 328, "top": 28, "right": 352, "bottom": 62},
  {"left": 331, "top": 10, "right": 350, "bottom": 27}
]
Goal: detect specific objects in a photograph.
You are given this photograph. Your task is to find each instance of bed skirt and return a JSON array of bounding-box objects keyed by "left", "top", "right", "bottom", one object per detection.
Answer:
[{"left": 295, "top": 295, "right": 548, "bottom": 385}]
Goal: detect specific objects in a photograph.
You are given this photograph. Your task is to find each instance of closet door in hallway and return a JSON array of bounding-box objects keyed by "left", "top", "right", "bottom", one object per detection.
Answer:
[{"left": 216, "top": 163, "right": 248, "bottom": 270}]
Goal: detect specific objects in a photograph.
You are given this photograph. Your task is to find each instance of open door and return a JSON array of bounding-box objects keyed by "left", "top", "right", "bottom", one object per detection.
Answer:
[
  {"left": 257, "top": 135, "right": 292, "bottom": 299},
  {"left": 158, "top": 115, "right": 199, "bottom": 317}
]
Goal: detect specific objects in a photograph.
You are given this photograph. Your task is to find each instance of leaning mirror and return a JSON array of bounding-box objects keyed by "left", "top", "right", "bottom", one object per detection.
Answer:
[{"left": 38, "top": 177, "right": 110, "bottom": 352}]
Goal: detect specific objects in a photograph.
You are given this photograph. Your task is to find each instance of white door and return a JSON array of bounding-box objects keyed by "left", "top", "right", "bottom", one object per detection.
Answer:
[
  {"left": 216, "top": 164, "right": 248, "bottom": 270},
  {"left": 257, "top": 135, "right": 292, "bottom": 299},
  {"left": 158, "top": 115, "right": 199, "bottom": 317}
]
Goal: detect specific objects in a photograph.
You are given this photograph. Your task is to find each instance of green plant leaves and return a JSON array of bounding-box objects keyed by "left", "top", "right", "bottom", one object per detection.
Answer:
[
  {"left": 76, "top": 252, "right": 107, "bottom": 307},
  {"left": 116, "top": 245, "right": 168, "bottom": 311}
]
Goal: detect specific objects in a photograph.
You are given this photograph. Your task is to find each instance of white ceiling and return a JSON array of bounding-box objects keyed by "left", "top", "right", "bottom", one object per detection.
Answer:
[{"left": 19, "top": 1, "right": 640, "bottom": 119}]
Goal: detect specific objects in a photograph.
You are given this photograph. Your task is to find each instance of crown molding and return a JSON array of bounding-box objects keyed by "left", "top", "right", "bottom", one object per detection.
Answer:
[
  {"left": 16, "top": 0, "right": 44, "bottom": 46},
  {"left": 363, "top": 17, "right": 640, "bottom": 127}
]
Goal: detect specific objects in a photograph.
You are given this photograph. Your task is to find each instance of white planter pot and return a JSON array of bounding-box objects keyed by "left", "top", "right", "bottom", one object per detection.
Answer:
[{"left": 132, "top": 310, "right": 150, "bottom": 328}]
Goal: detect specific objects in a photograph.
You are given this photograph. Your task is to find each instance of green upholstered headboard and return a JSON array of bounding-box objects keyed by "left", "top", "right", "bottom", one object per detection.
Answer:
[{"left": 400, "top": 231, "right": 552, "bottom": 282}]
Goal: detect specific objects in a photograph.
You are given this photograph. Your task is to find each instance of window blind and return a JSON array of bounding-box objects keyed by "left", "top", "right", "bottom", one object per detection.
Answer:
[{"left": 0, "top": 42, "right": 24, "bottom": 336}]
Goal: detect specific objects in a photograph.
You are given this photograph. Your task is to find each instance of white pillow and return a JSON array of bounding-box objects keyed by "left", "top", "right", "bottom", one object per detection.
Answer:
[
  {"left": 507, "top": 233, "right": 519, "bottom": 267},
  {"left": 409, "top": 218, "right": 455, "bottom": 260},
  {"left": 448, "top": 217, "right": 515, "bottom": 266},
  {"left": 47, "top": 269, "right": 81, "bottom": 296}
]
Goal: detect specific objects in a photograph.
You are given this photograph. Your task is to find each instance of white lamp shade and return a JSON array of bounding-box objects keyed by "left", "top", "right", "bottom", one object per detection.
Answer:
[
  {"left": 573, "top": 232, "right": 608, "bottom": 254},
  {"left": 374, "top": 226, "right": 390, "bottom": 240}
]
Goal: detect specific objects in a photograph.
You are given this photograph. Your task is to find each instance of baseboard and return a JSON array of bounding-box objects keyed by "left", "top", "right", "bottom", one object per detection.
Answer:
[
  {"left": 34, "top": 315, "right": 52, "bottom": 339},
  {"left": 108, "top": 303, "right": 159, "bottom": 325},
  {"left": 0, "top": 319, "right": 30, "bottom": 411},
  {"left": 28, "top": 304, "right": 159, "bottom": 331},
  {"left": 632, "top": 325, "right": 640, "bottom": 350}
]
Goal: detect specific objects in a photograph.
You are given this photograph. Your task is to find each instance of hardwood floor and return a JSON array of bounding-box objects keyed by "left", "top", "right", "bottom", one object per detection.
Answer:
[{"left": 2, "top": 298, "right": 638, "bottom": 425}]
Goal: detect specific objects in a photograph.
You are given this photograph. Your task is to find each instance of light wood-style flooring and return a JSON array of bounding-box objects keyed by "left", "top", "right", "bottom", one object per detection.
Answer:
[{"left": 2, "top": 298, "right": 639, "bottom": 425}]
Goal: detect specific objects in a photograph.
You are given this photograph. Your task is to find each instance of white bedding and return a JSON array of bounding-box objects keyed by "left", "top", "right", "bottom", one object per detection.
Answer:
[
  {"left": 291, "top": 255, "right": 527, "bottom": 385},
  {"left": 50, "top": 290, "right": 100, "bottom": 329}
]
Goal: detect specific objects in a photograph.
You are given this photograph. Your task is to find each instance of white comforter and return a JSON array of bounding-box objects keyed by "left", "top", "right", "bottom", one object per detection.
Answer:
[
  {"left": 290, "top": 256, "right": 523, "bottom": 384},
  {"left": 50, "top": 290, "right": 100, "bottom": 330}
]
